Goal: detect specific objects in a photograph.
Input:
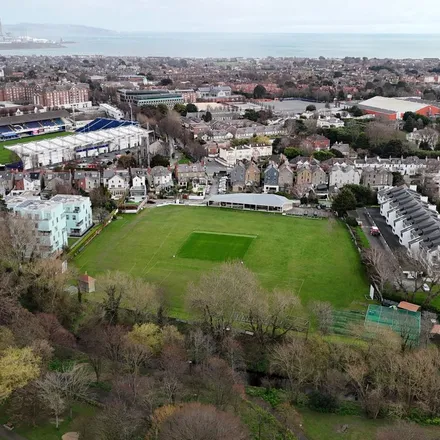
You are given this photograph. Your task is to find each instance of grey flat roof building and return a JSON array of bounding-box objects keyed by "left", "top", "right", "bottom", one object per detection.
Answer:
[{"left": 208, "top": 193, "right": 292, "bottom": 212}]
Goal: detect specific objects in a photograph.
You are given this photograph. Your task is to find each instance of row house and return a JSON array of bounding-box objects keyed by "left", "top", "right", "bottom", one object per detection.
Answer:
[
  {"left": 353, "top": 156, "right": 427, "bottom": 176},
  {"left": 74, "top": 170, "right": 101, "bottom": 192},
  {"left": 149, "top": 166, "right": 173, "bottom": 193},
  {"left": 0, "top": 170, "right": 14, "bottom": 196},
  {"left": 43, "top": 170, "right": 72, "bottom": 192},
  {"left": 130, "top": 174, "right": 147, "bottom": 202},
  {"left": 229, "top": 161, "right": 260, "bottom": 192},
  {"left": 378, "top": 186, "right": 440, "bottom": 273},
  {"left": 296, "top": 164, "right": 327, "bottom": 188},
  {"left": 175, "top": 162, "right": 206, "bottom": 186},
  {"left": 328, "top": 163, "right": 361, "bottom": 188},
  {"left": 33, "top": 83, "right": 90, "bottom": 108},
  {"left": 361, "top": 166, "right": 393, "bottom": 190}
]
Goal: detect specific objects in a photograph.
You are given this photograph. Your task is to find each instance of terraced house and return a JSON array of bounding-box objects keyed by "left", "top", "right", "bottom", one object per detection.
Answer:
[{"left": 378, "top": 186, "right": 440, "bottom": 273}]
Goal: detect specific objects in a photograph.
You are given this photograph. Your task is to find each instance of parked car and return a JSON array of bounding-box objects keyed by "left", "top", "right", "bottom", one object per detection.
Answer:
[{"left": 423, "top": 283, "right": 430, "bottom": 292}]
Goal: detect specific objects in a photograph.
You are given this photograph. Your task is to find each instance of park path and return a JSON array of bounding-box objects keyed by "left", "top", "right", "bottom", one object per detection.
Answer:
[{"left": 0, "top": 425, "right": 27, "bottom": 440}]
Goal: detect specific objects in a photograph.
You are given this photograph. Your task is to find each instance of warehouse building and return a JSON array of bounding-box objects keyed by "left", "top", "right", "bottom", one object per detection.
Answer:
[{"left": 358, "top": 96, "right": 440, "bottom": 121}]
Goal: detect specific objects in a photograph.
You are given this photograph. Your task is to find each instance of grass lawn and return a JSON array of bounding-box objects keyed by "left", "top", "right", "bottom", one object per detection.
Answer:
[
  {"left": 0, "top": 403, "right": 96, "bottom": 440},
  {"left": 74, "top": 206, "right": 369, "bottom": 317},
  {"left": 0, "top": 131, "right": 71, "bottom": 164},
  {"left": 177, "top": 231, "right": 255, "bottom": 262},
  {"left": 299, "top": 408, "right": 440, "bottom": 440}
]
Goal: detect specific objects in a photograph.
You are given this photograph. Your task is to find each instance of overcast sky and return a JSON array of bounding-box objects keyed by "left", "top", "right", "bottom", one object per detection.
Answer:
[{"left": 2, "top": 0, "right": 440, "bottom": 33}]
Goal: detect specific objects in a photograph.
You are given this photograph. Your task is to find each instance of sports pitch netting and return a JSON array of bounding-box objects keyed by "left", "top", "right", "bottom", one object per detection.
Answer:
[{"left": 365, "top": 305, "right": 421, "bottom": 344}]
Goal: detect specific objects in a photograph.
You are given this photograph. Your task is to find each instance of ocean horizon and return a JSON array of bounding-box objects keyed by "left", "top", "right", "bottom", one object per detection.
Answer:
[{"left": 3, "top": 32, "right": 440, "bottom": 59}]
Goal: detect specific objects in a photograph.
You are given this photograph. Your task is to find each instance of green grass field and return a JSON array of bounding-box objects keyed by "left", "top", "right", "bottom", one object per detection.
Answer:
[
  {"left": 177, "top": 231, "right": 255, "bottom": 262},
  {"left": 74, "top": 206, "right": 369, "bottom": 316},
  {"left": 0, "top": 131, "right": 71, "bottom": 164}
]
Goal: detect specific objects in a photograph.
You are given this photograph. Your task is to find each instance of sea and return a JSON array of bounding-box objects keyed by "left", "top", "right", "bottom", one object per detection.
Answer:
[{"left": 3, "top": 33, "right": 440, "bottom": 59}]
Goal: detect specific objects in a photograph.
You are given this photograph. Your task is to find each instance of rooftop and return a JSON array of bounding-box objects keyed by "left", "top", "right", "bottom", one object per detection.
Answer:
[{"left": 208, "top": 193, "right": 290, "bottom": 208}]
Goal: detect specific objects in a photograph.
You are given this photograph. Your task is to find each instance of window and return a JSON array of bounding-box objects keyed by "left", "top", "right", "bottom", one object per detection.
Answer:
[{"left": 72, "top": 215, "right": 76, "bottom": 220}]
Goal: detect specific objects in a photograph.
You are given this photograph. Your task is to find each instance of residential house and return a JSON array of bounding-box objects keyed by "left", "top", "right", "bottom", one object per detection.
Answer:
[
  {"left": 150, "top": 166, "right": 173, "bottom": 192},
  {"left": 0, "top": 170, "right": 14, "bottom": 196},
  {"left": 74, "top": 170, "right": 101, "bottom": 192},
  {"left": 328, "top": 163, "right": 361, "bottom": 188},
  {"left": 278, "top": 162, "right": 294, "bottom": 191},
  {"left": 317, "top": 117, "right": 345, "bottom": 129},
  {"left": 51, "top": 194, "right": 93, "bottom": 236},
  {"left": 103, "top": 170, "right": 130, "bottom": 198},
  {"left": 230, "top": 162, "right": 246, "bottom": 192},
  {"left": 310, "top": 165, "right": 328, "bottom": 187},
  {"left": 331, "top": 142, "right": 356, "bottom": 158},
  {"left": 300, "top": 134, "right": 331, "bottom": 151},
  {"left": 175, "top": 162, "right": 206, "bottom": 186},
  {"left": 6, "top": 198, "right": 67, "bottom": 258},
  {"left": 219, "top": 145, "right": 252, "bottom": 167},
  {"left": 361, "top": 166, "right": 393, "bottom": 189},
  {"left": 245, "top": 161, "right": 260, "bottom": 187},
  {"left": 353, "top": 156, "right": 426, "bottom": 176},
  {"left": 296, "top": 164, "right": 313, "bottom": 187},
  {"left": 378, "top": 186, "right": 440, "bottom": 273},
  {"left": 130, "top": 174, "right": 147, "bottom": 202},
  {"left": 263, "top": 163, "right": 279, "bottom": 193},
  {"left": 44, "top": 170, "right": 72, "bottom": 192}
]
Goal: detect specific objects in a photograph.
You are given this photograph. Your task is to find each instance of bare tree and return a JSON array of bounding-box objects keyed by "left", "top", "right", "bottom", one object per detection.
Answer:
[
  {"left": 271, "top": 338, "right": 315, "bottom": 401},
  {"left": 186, "top": 328, "right": 215, "bottom": 364},
  {"left": 157, "top": 402, "right": 249, "bottom": 440},
  {"left": 311, "top": 301, "right": 333, "bottom": 334},
  {"left": 187, "top": 262, "right": 259, "bottom": 340}
]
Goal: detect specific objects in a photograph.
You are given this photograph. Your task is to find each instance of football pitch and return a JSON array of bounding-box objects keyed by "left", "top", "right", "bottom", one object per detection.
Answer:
[{"left": 74, "top": 206, "right": 369, "bottom": 316}]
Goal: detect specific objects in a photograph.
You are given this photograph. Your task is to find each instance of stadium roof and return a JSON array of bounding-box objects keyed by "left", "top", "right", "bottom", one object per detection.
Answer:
[
  {"left": 6, "top": 125, "right": 149, "bottom": 169},
  {"left": 0, "top": 110, "right": 70, "bottom": 127},
  {"left": 358, "top": 97, "right": 437, "bottom": 114},
  {"left": 208, "top": 193, "right": 290, "bottom": 208}
]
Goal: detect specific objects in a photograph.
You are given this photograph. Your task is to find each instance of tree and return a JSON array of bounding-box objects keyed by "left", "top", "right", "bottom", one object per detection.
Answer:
[
  {"left": 173, "top": 103, "right": 187, "bottom": 116},
  {"left": 331, "top": 188, "right": 357, "bottom": 216},
  {"left": 127, "top": 323, "right": 163, "bottom": 355},
  {"left": 151, "top": 154, "right": 170, "bottom": 168},
  {"left": 0, "top": 347, "right": 41, "bottom": 402},
  {"left": 253, "top": 84, "right": 267, "bottom": 99},
  {"left": 311, "top": 301, "right": 333, "bottom": 334},
  {"left": 244, "top": 109, "right": 259, "bottom": 122},
  {"left": 157, "top": 103, "right": 169, "bottom": 117},
  {"left": 306, "top": 104, "right": 316, "bottom": 112},
  {"left": 203, "top": 111, "right": 212, "bottom": 122},
  {"left": 117, "top": 154, "right": 137, "bottom": 169},
  {"left": 37, "top": 364, "right": 91, "bottom": 425},
  {"left": 187, "top": 262, "right": 259, "bottom": 340},
  {"left": 244, "top": 289, "right": 303, "bottom": 343},
  {"left": 313, "top": 150, "right": 335, "bottom": 161},
  {"left": 156, "top": 402, "right": 249, "bottom": 440},
  {"left": 124, "top": 278, "right": 162, "bottom": 323},
  {"left": 100, "top": 271, "right": 125, "bottom": 325},
  {"left": 160, "top": 78, "right": 173, "bottom": 86},
  {"left": 284, "top": 147, "right": 303, "bottom": 159},
  {"left": 271, "top": 338, "right": 315, "bottom": 400},
  {"left": 403, "top": 116, "right": 416, "bottom": 133},
  {"left": 186, "top": 103, "right": 198, "bottom": 113},
  {"left": 392, "top": 171, "right": 405, "bottom": 186}
]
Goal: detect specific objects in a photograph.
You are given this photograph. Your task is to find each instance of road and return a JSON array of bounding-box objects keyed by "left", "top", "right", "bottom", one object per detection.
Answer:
[{"left": 0, "top": 426, "right": 27, "bottom": 440}]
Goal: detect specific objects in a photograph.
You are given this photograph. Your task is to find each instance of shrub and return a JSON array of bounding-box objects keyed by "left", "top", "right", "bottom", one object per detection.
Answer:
[
  {"left": 346, "top": 216, "right": 358, "bottom": 227},
  {"left": 308, "top": 391, "right": 338, "bottom": 413}
]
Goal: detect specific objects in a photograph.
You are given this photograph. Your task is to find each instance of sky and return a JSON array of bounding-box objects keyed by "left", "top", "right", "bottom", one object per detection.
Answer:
[{"left": 2, "top": 0, "right": 440, "bottom": 33}]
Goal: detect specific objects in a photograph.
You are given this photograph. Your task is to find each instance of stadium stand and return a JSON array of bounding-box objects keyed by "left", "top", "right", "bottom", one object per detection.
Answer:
[
  {"left": 0, "top": 110, "right": 70, "bottom": 140},
  {"left": 76, "top": 118, "right": 137, "bottom": 133}
]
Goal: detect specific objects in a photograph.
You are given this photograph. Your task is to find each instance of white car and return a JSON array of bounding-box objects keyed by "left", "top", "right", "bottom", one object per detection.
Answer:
[{"left": 423, "top": 283, "right": 430, "bottom": 292}]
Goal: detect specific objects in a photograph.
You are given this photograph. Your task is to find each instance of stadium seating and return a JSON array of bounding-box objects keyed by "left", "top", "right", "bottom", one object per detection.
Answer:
[
  {"left": 76, "top": 118, "right": 137, "bottom": 133},
  {"left": 25, "top": 121, "right": 43, "bottom": 129},
  {"left": 42, "top": 120, "right": 56, "bottom": 127},
  {"left": 54, "top": 118, "right": 66, "bottom": 126}
]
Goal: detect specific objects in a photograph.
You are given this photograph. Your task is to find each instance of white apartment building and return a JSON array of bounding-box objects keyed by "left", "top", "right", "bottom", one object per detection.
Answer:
[
  {"left": 378, "top": 186, "right": 440, "bottom": 272},
  {"left": 328, "top": 163, "right": 361, "bottom": 188},
  {"left": 219, "top": 144, "right": 272, "bottom": 167},
  {"left": 353, "top": 156, "right": 426, "bottom": 176},
  {"left": 6, "top": 198, "right": 67, "bottom": 258},
  {"left": 51, "top": 194, "right": 93, "bottom": 237}
]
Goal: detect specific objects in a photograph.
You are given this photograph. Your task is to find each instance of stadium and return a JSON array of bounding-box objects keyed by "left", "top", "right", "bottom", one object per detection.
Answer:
[
  {"left": 4, "top": 118, "right": 152, "bottom": 169},
  {"left": 0, "top": 110, "right": 70, "bottom": 140}
]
